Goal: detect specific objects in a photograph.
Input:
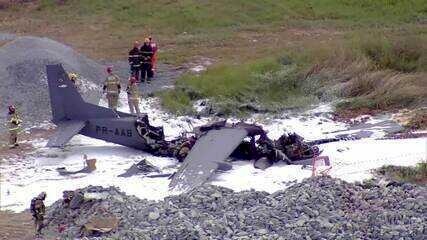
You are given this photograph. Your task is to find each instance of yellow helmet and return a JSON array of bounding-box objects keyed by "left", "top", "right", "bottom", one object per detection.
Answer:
[{"left": 68, "top": 72, "right": 78, "bottom": 79}]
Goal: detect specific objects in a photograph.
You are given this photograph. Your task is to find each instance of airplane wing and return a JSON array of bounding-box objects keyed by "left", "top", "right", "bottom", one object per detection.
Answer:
[
  {"left": 169, "top": 128, "right": 248, "bottom": 193},
  {"left": 46, "top": 120, "right": 87, "bottom": 147}
]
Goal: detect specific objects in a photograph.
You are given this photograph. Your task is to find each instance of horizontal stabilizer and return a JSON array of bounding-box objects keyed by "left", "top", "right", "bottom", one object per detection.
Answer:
[
  {"left": 46, "top": 120, "right": 87, "bottom": 147},
  {"left": 169, "top": 128, "right": 248, "bottom": 193}
]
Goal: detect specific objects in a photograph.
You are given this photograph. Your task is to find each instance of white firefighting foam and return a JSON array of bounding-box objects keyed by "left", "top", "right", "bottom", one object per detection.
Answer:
[{"left": 1, "top": 93, "right": 426, "bottom": 212}]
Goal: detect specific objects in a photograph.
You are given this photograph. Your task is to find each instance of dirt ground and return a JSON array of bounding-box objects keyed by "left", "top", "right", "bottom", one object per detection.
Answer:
[
  {"left": 0, "top": 128, "right": 56, "bottom": 240},
  {"left": 0, "top": 128, "right": 54, "bottom": 160},
  {"left": 0, "top": 211, "right": 35, "bottom": 240}
]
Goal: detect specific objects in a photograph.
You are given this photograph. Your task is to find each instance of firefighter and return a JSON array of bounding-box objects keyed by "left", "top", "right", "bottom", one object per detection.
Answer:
[
  {"left": 68, "top": 72, "right": 80, "bottom": 92},
  {"left": 126, "top": 76, "right": 141, "bottom": 116},
  {"left": 30, "top": 192, "right": 46, "bottom": 236},
  {"left": 128, "top": 41, "right": 142, "bottom": 82},
  {"left": 148, "top": 36, "right": 158, "bottom": 73},
  {"left": 139, "top": 38, "right": 154, "bottom": 83},
  {"left": 103, "top": 66, "right": 121, "bottom": 110},
  {"left": 62, "top": 190, "right": 74, "bottom": 208},
  {"left": 68, "top": 72, "right": 78, "bottom": 85},
  {"left": 7, "top": 105, "right": 22, "bottom": 148}
]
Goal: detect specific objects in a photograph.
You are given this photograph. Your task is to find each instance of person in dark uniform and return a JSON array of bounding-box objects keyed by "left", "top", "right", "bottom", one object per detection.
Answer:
[
  {"left": 128, "top": 41, "right": 142, "bottom": 82},
  {"left": 139, "top": 38, "right": 154, "bottom": 83},
  {"left": 30, "top": 192, "right": 46, "bottom": 236}
]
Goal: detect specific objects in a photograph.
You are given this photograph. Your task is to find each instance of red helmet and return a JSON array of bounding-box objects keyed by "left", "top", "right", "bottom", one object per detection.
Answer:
[
  {"left": 130, "top": 76, "right": 137, "bottom": 84},
  {"left": 8, "top": 105, "right": 15, "bottom": 113},
  {"left": 106, "top": 66, "right": 113, "bottom": 73}
]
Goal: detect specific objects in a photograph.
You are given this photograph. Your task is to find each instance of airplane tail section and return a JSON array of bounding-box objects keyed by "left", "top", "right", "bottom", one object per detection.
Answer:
[
  {"left": 46, "top": 64, "right": 97, "bottom": 124},
  {"left": 46, "top": 64, "right": 132, "bottom": 147},
  {"left": 46, "top": 64, "right": 87, "bottom": 123},
  {"left": 46, "top": 64, "right": 131, "bottom": 123}
]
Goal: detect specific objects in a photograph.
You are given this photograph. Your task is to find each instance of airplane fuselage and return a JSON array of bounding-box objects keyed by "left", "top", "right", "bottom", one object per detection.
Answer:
[{"left": 80, "top": 117, "right": 151, "bottom": 150}]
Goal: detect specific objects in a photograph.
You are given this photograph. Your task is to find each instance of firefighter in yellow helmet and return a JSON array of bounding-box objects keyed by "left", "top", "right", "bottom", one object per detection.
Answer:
[
  {"left": 68, "top": 72, "right": 81, "bottom": 92},
  {"left": 68, "top": 72, "right": 78, "bottom": 85},
  {"left": 7, "top": 105, "right": 22, "bottom": 148},
  {"left": 126, "top": 76, "right": 141, "bottom": 116},
  {"left": 103, "top": 66, "right": 121, "bottom": 110}
]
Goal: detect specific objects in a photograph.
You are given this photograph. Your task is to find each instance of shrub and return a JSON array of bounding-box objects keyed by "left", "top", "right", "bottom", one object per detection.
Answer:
[
  {"left": 376, "top": 162, "right": 427, "bottom": 185},
  {"left": 358, "top": 34, "right": 426, "bottom": 72}
]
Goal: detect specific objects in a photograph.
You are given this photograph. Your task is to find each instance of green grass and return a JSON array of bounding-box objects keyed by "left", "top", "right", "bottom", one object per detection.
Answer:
[
  {"left": 29, "top": 0, "right": 427, "bottom": 34},
  {"left": 158, "top": 90, "right": 193, "bottom": 115},
  {"left": 376, "top": 162, "right": 427, "bottom": 185},
  {"left": 161, "top": 31, "right": 427, "bottom": 115},
  {"left": 3, "top": 1, "right": 426, "bottom": 116},
  {"left": 3, "top": 0, "right": 426, "bottom": 62},
  {"left": 161, "top": 57, "right": 320, "bottom": 115}
]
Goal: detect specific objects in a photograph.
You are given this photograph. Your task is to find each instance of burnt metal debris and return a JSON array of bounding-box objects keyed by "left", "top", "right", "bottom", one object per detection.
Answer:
[
  {"left": 46, "top": 64, "right": 321, "bottom": 191},
  {"left": 118, "top": 159, "right": 161, "bottom": 177}
]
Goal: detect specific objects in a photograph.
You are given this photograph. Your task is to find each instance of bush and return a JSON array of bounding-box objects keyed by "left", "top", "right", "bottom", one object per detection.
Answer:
[
  {"left": 376, "top": 162, "right": 427, "bottom": 185},
  {"left": 358, "top": 34, "right": 426, "bottom": 72}
]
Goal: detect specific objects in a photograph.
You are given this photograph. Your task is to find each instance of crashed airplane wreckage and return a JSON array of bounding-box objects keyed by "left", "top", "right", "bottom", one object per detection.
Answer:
[{"left": 46, "top": 64, "right": 321, "bottom": 192}]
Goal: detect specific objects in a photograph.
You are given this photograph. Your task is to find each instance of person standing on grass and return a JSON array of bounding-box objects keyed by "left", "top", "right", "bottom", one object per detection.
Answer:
[{"left": 139, "top": 38, "right": 154, "bottom": 83}]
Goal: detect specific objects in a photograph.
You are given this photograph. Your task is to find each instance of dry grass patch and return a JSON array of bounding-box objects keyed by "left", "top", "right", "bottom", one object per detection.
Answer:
[{"left": 376, "top": 162, "right": 427, "bottom": 185}]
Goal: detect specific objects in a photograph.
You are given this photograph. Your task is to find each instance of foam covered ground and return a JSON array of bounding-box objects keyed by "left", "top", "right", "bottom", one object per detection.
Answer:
[{"left": 1, "top": 93, "right": 426, "bottom": 212}]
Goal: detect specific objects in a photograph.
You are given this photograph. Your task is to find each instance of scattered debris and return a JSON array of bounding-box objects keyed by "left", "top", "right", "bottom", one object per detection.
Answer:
[
  {"left": 118, "top": 159, "right": 161, "bottom": 177},
  {"left": 46, "top": 65, "right": 322, "bottom": 192},
  {"left": 56, "top": 155, "right": 96, "bottom": 176}
]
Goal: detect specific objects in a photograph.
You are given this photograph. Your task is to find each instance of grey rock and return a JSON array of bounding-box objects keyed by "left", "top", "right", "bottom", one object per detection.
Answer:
[
  {"left": 41, "top": 177, "right": 427, "bottom": 240},
  {"left": 0, "top": 36, "right": 104, "bottom": 131}
]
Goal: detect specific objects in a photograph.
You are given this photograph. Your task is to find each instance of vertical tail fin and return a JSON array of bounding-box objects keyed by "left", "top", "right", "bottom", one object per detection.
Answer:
[
  {"left": 46, "top": 64, "right": 132, "bottom": 122},
  {"left": 46, "top": 64, "right": 86, "bottom": 123}
]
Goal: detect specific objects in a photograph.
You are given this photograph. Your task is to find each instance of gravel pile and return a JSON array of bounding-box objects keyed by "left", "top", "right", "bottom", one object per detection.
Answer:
[
  {"left": 0, "top": 36, "right": 105, "bottom": 130},
  {"left": 44, "top": 177, "right": 426, "bottom": 239}
]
